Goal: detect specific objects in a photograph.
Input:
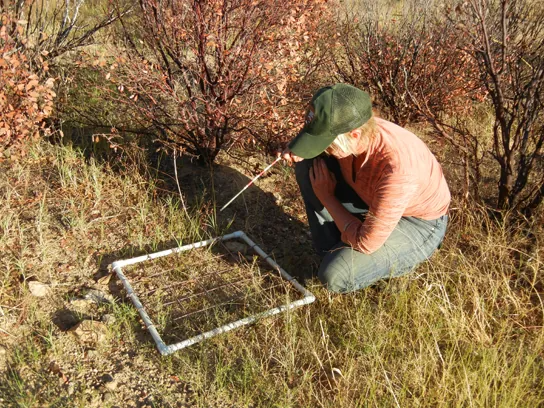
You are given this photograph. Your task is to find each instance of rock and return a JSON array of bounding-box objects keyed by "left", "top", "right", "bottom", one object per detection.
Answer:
[
  {"left": 102, "top": 391, "right": 114, "bottom": 402},
  {"left": 83, "top": 289, "right": 114, "bottom": 304},
  {"left": 0, "top": 345, "right": 6, "bottom": 369},
  {"left": 105, "top": 380, "right": 118, "bottom": 391},
  {"left": 101, "top": 373, "right": 118, "bottom": 391},
  {"left": 69, "top": 320, "right": 107, "bottom": 345},
  {"left": 224, "top": 241, "right": 248, "bottom": 255},
  {"left": 52, "top": 309, "right": 80, "bottom": 331},
  {"left": 28, "top": 281, "right": 50, "bottom": 297},
  {"left": 67, "top": 382, "right": 75, "bottom": 396},
  {"left": 102, "top": 314, "right": 116, "bottom": 325}
]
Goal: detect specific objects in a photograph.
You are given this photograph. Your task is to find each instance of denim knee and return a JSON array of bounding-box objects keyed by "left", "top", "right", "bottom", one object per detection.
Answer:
[
  {"left": 318, "top": 266, "right": 348, "bottom": 293},
  {"left": 317, "top": 256, "right": 355, "bottom": 293}
]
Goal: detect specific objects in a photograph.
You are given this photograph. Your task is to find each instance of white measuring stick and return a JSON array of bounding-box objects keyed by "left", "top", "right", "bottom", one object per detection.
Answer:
[{"left": 220, "top": 156, "right": 282, "bottom": 212}]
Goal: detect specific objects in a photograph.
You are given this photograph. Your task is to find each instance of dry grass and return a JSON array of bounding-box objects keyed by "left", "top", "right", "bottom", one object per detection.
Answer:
[
  {"left": 120, "top": 240, "right": 304, "bottom": 346},
  {"left": 0, "top": 140, "right": 542, "bottom": 407}
]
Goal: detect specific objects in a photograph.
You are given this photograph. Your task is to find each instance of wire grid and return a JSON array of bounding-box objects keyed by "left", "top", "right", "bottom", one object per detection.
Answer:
[
  {"left": 125, "top": 242, "right": 294, "bottom": 341},
  {"left": 112, "top": 231, "right": 315, "bottom": 354}
]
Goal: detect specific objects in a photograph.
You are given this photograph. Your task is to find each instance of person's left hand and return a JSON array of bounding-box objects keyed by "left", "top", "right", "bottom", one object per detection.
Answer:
[
  {"left": 310, "top": 158, "right": 336, "bottom": 203},
  {"left": 277, "top": 147, "right": 304, "bottom": 167}
]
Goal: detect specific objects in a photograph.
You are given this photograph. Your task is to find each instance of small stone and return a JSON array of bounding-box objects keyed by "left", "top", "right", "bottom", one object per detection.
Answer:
[
  {"left": 102, "top": 314, "right": 116, "bottom": 325},
  {"left": 67, "top": 383, "right": 75, "bottom": 395},
  {"left": 102, "top": 392, "right": 114, "bottom": 402},
  {"left": 69, "top": 320, "right": 107, "bottom": 345},
  {"left": 83, "top": 289, "right": 114, "bottom": 304},
  {"left": 101, "top": 373, "right": 114, "bottom": 383},
  {"left": 70, "top": 298, "right": 94, "bottom": 310},
  {"left": 224, "top": 241, "right": 248, "bottom": 254},
  {"left": 105, "top": 380, "right": 118, "bottom": 391},
  {"left": 28, "top": 281, "right": 50, "bottom": 297}
]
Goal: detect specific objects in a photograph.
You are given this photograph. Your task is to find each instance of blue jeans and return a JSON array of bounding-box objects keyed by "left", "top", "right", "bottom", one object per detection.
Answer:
[{"left": 295, "top": 157, "right": 448, "bottom": 293}]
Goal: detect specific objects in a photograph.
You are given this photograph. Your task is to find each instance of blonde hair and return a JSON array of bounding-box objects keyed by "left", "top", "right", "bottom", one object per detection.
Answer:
[{"left": 327, "top": 116, "right": 377, "bottom": 156}]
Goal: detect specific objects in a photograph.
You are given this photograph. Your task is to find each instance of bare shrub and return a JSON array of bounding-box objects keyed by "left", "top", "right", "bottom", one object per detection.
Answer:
[
  {"left": 335, "top": 0, "right": 544, "bottom": 216},
  {"left": 334, "top": 0, "right": 487, "bottom": 201},
  {"left": 449, "top": 0, "right": 544, "bottom": 214},
  {"left": 334, "top": 0, "right": 483, "bottom": 127},
  {"left": 0, "top": 0, "right": 128, "bottom": 159},
  {"left": 0, "top": 14, "right": 55, "bottom": 158},
  {"left": 105, "top": 0, "right": 334, "bottom": 164},
  {"left": 1, "top": 0, "right": 127, "bottom": 66}
]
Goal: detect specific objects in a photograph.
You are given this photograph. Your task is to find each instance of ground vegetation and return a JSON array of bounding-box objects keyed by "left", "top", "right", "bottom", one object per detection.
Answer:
[{"left": 0, "top": 0, "right": 542, "bottom": 406}]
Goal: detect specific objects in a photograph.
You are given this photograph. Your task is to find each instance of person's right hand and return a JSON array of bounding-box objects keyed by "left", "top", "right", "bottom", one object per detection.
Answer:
[{"left": 277, "top": 147, "right": 304, "bottom": 166}]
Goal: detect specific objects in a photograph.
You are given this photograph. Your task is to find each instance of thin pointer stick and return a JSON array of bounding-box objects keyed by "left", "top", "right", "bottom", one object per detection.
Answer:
[
  {"left": 220, "top": 157, "right": 282, "bottom": 212},
  {"left": 173, "top": 150, "right": 190, "bottom": 220}
]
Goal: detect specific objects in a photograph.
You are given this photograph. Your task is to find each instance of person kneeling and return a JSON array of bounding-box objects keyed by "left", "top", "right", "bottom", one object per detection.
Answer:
[{"left": 281, "top": 83, "right": 450, "bottom": 293}]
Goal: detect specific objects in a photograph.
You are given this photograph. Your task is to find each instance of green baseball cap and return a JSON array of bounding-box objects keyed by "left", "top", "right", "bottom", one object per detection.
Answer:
[{"left": 288, "top": 83, "right": 372, "bottom": 159}]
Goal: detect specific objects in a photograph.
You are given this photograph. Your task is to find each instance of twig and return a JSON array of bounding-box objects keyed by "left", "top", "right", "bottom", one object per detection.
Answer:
[
  {"left": 173, "top": 149, "right": 190, "bottom": 220},
  {"left": 0, "top": 327, "right": 15, "bottom": 337}
]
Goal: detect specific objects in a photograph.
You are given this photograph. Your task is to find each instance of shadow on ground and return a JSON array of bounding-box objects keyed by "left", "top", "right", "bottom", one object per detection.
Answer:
[{"left": 95, "top": 155, "right": 320, "bottom": 285}]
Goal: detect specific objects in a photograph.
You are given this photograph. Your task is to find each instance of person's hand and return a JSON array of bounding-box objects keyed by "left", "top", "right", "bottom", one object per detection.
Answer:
[
  {"left": 310, "top": 157, "right": 336, "bottom": 202},
  {"left": 276, "top": 147, "right": 304, "bottom": 166}
]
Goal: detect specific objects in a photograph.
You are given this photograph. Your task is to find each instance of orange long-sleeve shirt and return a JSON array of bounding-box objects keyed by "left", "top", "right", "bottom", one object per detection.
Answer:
[{"left": 336, "top": 118, "right": 450, "bottom": 254}]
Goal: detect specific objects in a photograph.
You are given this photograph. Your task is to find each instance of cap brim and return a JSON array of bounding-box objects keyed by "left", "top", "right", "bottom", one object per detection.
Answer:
[{"left": 288, "top": 128, "right": 336, "bottom": 159}]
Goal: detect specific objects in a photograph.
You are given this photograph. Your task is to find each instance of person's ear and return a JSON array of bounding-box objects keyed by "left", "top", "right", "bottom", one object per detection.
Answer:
[{"left": 350, "top": 128, "right": 362, "bottom": 139}]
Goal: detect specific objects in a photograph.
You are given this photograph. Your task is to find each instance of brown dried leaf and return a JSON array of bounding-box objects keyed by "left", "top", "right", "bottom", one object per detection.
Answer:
[
  {"left": 25, "top": 80, "right": 39, "bottom": 91},
  {"left": 97, "top": 273, "right": 113, "bottom": 285}
]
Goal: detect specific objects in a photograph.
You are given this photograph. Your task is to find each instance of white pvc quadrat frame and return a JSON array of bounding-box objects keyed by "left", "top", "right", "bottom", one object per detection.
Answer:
[{"left": 111, "top": 231, "right": 316, "bottom": 355}]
